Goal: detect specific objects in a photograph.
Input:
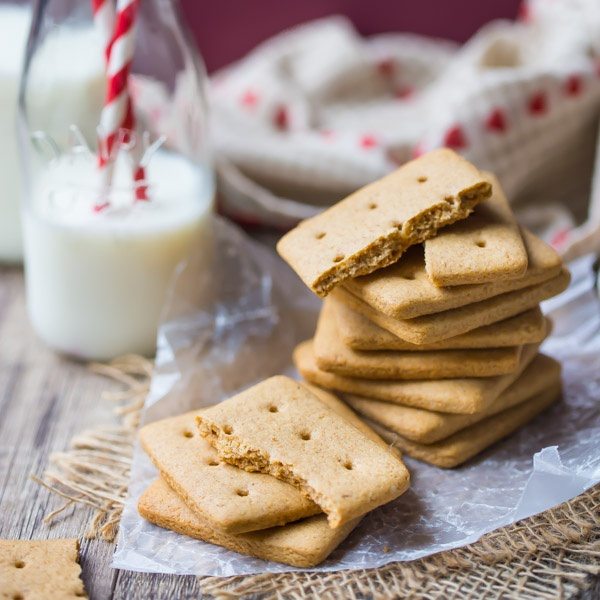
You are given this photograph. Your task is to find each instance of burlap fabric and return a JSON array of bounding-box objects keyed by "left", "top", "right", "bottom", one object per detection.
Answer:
[{"left": 36, "top": 357, "right": 600, "bottom": 599}]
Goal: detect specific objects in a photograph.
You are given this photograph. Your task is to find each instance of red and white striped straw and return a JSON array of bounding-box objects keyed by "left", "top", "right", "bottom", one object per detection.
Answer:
[
  {"left": 94, "top": 0, "right": 148, "bottom": 206},
  {"left": 91, "top": 0, "right": 115, "bottom": 49}
]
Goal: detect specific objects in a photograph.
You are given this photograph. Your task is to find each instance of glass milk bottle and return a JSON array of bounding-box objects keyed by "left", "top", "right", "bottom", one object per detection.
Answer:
[
  {"left": 0, "top": 0, "right": 30, "bottom": 262},
  {"left": 19, "top": 0, "right": 214, "bottom": 360}
]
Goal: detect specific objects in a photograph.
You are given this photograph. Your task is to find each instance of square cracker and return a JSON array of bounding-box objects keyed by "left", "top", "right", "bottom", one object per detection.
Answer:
[
  {"left": 368, "top": 382, "right": 561, "bottom": 468},
  {"left": 346, "top": 354, "right": 560, "bottom": 443},
  {"left": 277, "top": 149, "right": 491, "bottom": 297},
  {"left": 294, "top": 340, "right": 541, "bottom": 414},
  {"left": 196, "top": 376, "right": 410, "bottom": 528},
  {"left": 344, "top": 228, "right": 562, "bottom": 320},
  {"left": 139, "top": 385, "right": 390, "bottom": 534},
  {"left": 0, "top": 538, "right": 87, "bottom": 600},
  {"left": 331, "top": 297, "right": 548, "bottom": 351},
  {"left": 140, "top": 412, "right": 318, "bottom": 534},
  {"left": 138, "top": 478, "right": 360, "bottom": 568},
  {"left": 314, "top": 298, "right": 522, "bottom": 379},
  {"left": 303, "top": 384, "right": 398, "bottom": 455},
  {"left": 335, "top": 268, "right": 569, "bottom": 345},
  {"left": 424, "top": 173, "right": 527, "bottom": 286}
]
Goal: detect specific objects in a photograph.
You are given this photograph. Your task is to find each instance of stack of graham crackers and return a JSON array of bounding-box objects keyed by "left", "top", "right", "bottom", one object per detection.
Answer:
[
  {"left": 278, "top": 149, "right": 569, "bottom": 468},
  {"left": 137, "top": 378, "right": 410, "bottom": 567}
]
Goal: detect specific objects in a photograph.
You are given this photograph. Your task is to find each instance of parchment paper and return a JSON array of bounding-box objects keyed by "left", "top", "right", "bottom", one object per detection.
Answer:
[{"left": 113, "top": 216, "right": 600, "bottom": 576}]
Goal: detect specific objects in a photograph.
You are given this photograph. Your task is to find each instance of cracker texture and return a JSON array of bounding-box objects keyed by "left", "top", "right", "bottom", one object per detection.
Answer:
[
  {"left": 139, "top": 411, "right": 319, "bottom": 534},
  {"left": 138, "top": 478, "right": 360, "bottom": 568},
  {"left": 346, "top": 354, "right": 560, "bottom": 443},
  {"left": 277, "top": 149, "right": 491, "bottom": 296},
  {"left": 369, "top": 383, "right": 561, "bottom": 467},
  {"left": 0, "top": 538, "right": 86, "bottom": 600},
  {"left": 196, "top": 376, "right": 410, "bottom": 528},
  {"left": 314, "top": 299, "right": 522, "bottom": 379},
  {"left": 345, "top": 229, "right": 562, "bottom": 320},
  {"left": 332, "top": 297, "right": 548, "bottom": 351},
  {"left": 294, "top": 340, "right": 541, "bottom": 414},
  {"left": 424, "top": 173, "right": 527, "bottom": 286},
  {"left": 336, "top": 268, "right": 569, "bottom": 344},
  {"left": 139, "top": 385, "right": 391, "bottom": 534}
]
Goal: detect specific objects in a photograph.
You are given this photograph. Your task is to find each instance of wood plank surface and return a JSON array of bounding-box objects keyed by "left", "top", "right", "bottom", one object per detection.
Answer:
[{"left": 0, "top": 267, "right": 205, "bottom": 598}]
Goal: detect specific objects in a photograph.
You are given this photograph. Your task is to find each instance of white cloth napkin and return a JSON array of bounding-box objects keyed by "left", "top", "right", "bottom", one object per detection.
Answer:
[{"left": 208, "top": 0, "right": 600, "bottom": 258}]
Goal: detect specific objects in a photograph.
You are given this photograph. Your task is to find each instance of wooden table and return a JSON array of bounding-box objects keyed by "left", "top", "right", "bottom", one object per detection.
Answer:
[
  {"left": 1, "top": 265, "right": 599, "bottom": 599},
  {"left": 0, "top": 266, "right": 205, "bottom": 598}
]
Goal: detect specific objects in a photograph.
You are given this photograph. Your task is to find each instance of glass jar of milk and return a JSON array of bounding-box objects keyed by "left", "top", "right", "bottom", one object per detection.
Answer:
[
  {"left": 19, "top": 0, "right": 214, "bottom": 360},
  {"left": 0, "top": 1, "right": 29, "bottom": 262}
]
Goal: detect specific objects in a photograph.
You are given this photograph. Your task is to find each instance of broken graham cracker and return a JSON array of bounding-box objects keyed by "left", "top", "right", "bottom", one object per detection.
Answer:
[
  {"left": 335, "top": 268, "right": 569, "bottom": 345},
  {"left": 314, "top": 298, "right": 522, "bottom": 379},
  {"left": 0, "top": 538, "right": 87, "bottom": 600},
  {"left": 332, "top": 296, "right": 548, "bottom": 351},
  {"left": 344, "top": 228, "right": 563, "bottom": 320},
  {"left": 303, "top": 384, "right": 398, "bottom": 455},
  {"left": 368, "top": 382, "right": 561, "bottom": 468},
  {"left": 139, "top": 478, "right": 360, "bottom": 569},
  {"left": 277, "top": 148, "right": 491, "bottom": 297},
  {"left": 140, "top": 412, "right": 318, "bottom": 534},
  {"left": 294, "top": 340, "right": 541, "bottom": 414},
  {"left": 345, "top": 354, "right": 561, "bottom": 444},
  {"left": 424, "top": 173, "right": 527, "bottom": 286},
  {"left": 139, "top": 385, "right": 390, "bottom": 534},
  {"left": 196, "top": 376, "right": 410, "bottom": 528}
]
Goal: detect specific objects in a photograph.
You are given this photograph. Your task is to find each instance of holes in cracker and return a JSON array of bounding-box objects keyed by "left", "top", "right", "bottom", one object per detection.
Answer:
[
  {"left": 417, "top": 176, "right": 427, "bottom": 183},
  {"left": 222, "top": 425, "right": 233, "bottom": 435},
  {"left": 475, "top": 240, "right": 486, "bottom": 248},
  {"left": 13, "top": 560, "right": 25, "bottom": 569},
  {"left": 182, "top": 429, "right": 193, "bottom": 438},
  {"left": 333, "top": 254, "right": 344, "bottom": 263},
  {"left": 390, "top": 220, "right": 402, "bottom": 229},
  {"left": 236, "top": 488, "right": 249, "bottom": 497},
  {"left": 315, "top": 232, "right": 326, "bottom": 240},
  {"left": 342, "top": 460, "right": 353, "bottom": 470},
  {"left": 268, "top": 405, "right": 278, "bottom": 413},
  {"left": 13, "top": 594, "right": 24, "bottom": 600},
  {"left": 207, "top": 459, "right": 219, "bottom": 467},
  {"left": 299, "top": 431, "right": 311, "bottom": 441},
  {"left": 368, "top": 202, "right": 377, "bottom": 210}
]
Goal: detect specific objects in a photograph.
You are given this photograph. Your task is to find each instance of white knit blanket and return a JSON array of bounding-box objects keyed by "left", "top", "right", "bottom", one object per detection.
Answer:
[{"left": 208, "top": 0, "right": 600, "bottom": 259}]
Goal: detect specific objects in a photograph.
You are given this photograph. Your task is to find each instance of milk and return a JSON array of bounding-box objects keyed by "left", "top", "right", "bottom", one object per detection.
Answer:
[
  {"left": 0, "top": 5, "right": 29, "bottom": 262},
  {"left": 23, "top": 150, "right": 214, "bottom": 360}
]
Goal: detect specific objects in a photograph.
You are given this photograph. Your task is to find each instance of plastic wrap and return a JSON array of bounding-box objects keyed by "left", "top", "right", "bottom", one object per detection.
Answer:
[{"left": 113, "top": 216, "right": 600, "bottom": 575}]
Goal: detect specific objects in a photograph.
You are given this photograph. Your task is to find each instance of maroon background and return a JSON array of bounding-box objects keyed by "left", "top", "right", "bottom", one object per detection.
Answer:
[{"left": 180, "top": 0, "right": 522, "bottom": 73}]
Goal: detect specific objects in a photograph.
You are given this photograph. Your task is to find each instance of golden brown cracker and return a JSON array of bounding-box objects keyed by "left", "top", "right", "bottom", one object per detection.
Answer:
[{"left": 277, "top": 149, "right": 490, "bottom": 296}]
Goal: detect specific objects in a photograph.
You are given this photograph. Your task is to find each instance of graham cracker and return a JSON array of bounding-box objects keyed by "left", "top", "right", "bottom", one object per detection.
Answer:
[
  {"left": 335, "top": 268, "right": 569, "bottom": 344},
  {"left": 138, "top": 478, "right": 360, "bottom": 568},
  {"left": 345, "top": 354, "right": 560, "bottom": 443},
  {"left": 140, "top": 412, "right": 319, "bottom": 534},
  {"left": 139, "top": 385, "right": 389, "bottom": 534},
  {"left": 276, "top": 149, "right": 491, "bottom": 297},
  {"left": 303, "top": 384, "right": 398, "bottom": 454},
  {"left": 367, "top": 382, "right": 562, "bottom": 468},
  {"left": 293, "top": 340, "right": 540, "bottom": 414},
  {"left": 424, "top": 173, "right": 528, "bottom": 286},
  {"left": 331, "top": 296, "right": 548, "bottom": 351},
  {"left": 314, "top": 299, "right": 522, "bottom": 379},
  {"left": 344, "top": 228, "right": 563, "bottom": 320},
  {"left": 0, "top": 538, "right": 87, "bottom": 600},
  {"left": 196, "top": 376, "right": 410, "bottom": 528}
]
